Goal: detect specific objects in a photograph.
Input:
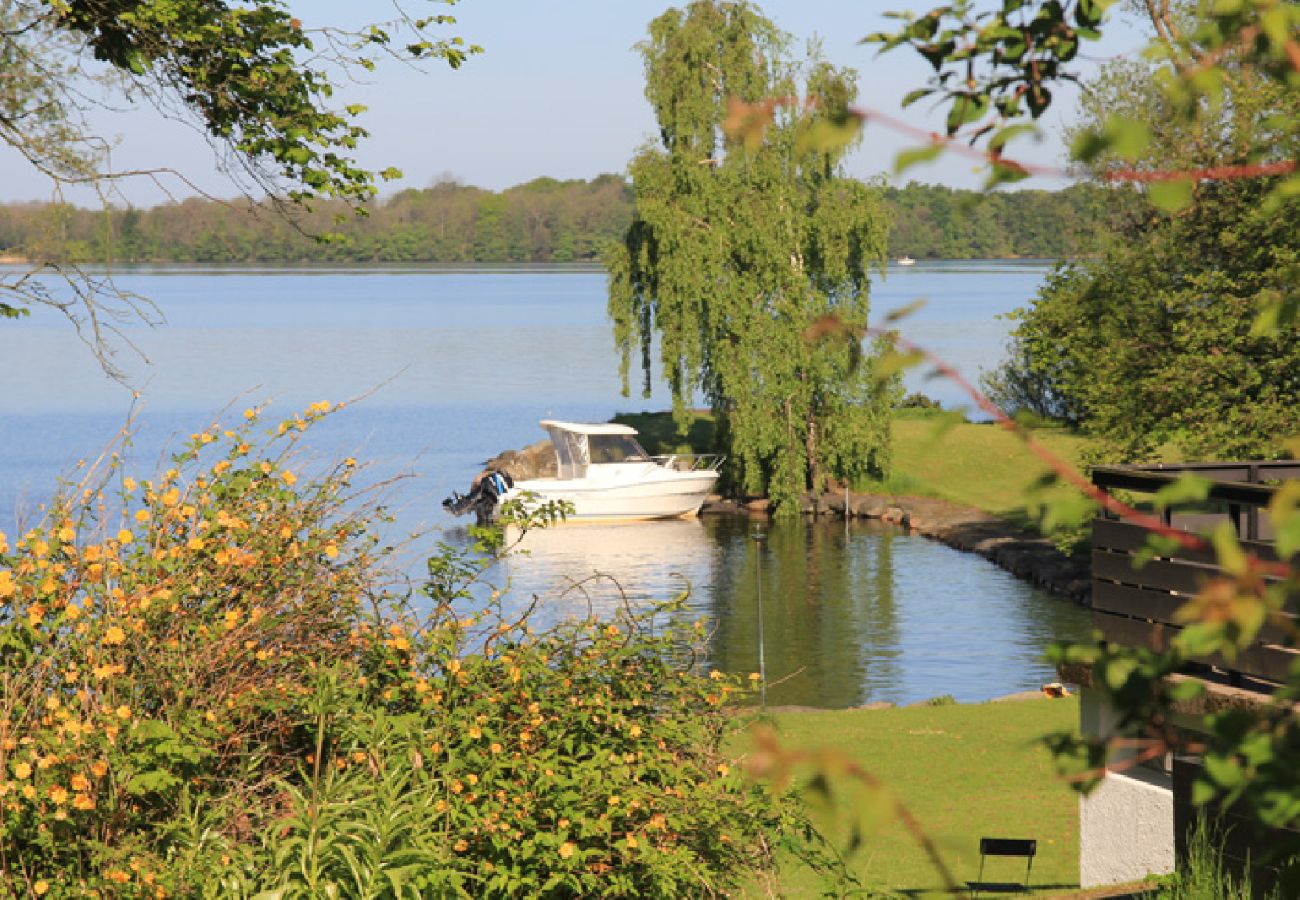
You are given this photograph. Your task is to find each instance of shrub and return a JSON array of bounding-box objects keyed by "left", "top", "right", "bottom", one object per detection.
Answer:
[{"left": 0, "top": 406, "right": 809, "bottom": 897}]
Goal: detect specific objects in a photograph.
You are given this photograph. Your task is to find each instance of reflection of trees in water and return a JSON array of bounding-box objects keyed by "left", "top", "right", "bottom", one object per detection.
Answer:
[{"left": 703, "top": 517, "right": 903, "bottom": 708}]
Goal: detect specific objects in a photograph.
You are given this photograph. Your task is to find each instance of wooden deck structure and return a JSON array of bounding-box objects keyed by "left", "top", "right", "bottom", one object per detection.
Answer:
[
  {"left": 1091, "top": 461, "right": 1300, "bottom": 686},
  {"left": 1087, "top": 461, "right": 1300, "bottom": 886}
]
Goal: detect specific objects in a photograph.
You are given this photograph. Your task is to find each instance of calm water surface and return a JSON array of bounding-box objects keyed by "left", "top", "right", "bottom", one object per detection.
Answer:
[{"left": 0, "top": 261, "right": 1088, "bottom": 706}]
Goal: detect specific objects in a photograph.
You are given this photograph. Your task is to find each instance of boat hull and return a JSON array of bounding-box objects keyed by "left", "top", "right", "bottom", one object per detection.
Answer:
[{"left": 506, "top": 471, "right": 718, "bottom": 521}]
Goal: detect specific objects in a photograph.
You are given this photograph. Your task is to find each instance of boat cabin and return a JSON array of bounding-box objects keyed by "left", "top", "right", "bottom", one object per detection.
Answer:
[{"left": 540, "top": 420, "right": 651, "bottom": 480}]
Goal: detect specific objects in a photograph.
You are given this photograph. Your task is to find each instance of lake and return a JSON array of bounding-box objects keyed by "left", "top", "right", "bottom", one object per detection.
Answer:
[{"left": 0, "top": 260, "right": 1088, "bottom": 706}]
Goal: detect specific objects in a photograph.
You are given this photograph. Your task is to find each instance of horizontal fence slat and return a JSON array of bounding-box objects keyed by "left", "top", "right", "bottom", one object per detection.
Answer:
[
  {"left": 1092, "top": 466, "right": 1282, "bottom": 507},
  {"left": 1092, "top": 519, "right": 1280, "bottom": 565},
  {"left": 1092, "top": 549, "right": 1220, "bottom": 595},
  {"left": 1094, "top": 612, "right": 1299, "bottom": 683},
  {"left": 1091, "top": 582, "right": 1297, "bottom": 644}
]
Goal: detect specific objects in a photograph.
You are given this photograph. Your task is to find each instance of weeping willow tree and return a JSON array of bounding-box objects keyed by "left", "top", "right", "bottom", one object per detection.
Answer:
[{"left": 607, "top": 0, "right": 897, "bottom": 512}]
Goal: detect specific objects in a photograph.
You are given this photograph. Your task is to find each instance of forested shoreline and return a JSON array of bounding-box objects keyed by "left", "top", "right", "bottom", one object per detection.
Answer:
[{"left": 0, "top": 177, "right": 1117, "bottom": 265}]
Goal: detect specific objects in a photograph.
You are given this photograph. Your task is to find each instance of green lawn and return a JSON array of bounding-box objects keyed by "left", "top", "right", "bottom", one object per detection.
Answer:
[
  {"left": 731, "top": 697, "right": 1083, "bottom": 898},
  {"left": 883, "top": 412, "right": 1098, "bottom": 540}
]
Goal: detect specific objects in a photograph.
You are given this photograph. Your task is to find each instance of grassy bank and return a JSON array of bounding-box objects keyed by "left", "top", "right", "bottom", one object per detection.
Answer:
[
  {"left": 733, "top": 697, "right": 1083, "bottom": 897},
  {"left": 879, "top": 410, "right": 1097, "bottom": 539}
]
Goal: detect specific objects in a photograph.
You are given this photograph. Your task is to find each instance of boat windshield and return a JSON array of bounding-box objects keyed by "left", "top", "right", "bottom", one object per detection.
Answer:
[{"left": 588, "top": 434, "right": 650, "bottom": 463}]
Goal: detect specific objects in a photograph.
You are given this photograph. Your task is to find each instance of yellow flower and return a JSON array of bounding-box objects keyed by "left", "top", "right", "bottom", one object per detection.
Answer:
[
  {"left": 116, "top": 529, "right": 133, "bottom": 545},
  {"left": 57, "top": 526, "right": 74, "bottom": 543},
  {"left": 70, "top": 773, "right": 91, "bottom": 791},
  {"left": 115, "top": 705, "right": 132, "bottom": 720},
  {"left": 33, "top": 881, "right": 48, "bottom": 896},
  {"left": 468, "top": 726, "right": 482, "bottom": 740},
  {"left": 0, "top": 571, "right": 14, "bottom": 600},
  {"left": 92, "top": 759, "right": 109, "bottom": 777},
  {"left": 559, "top": 841, "right": 576, "bottom": 860},
  {"left": 626, "top": 834, "right": 639, "bottom": 849},
  {"left": 12, "top": 762, "right": 31, "bottom": 780},
  {"left": 21, "top": 785, "right": 36, "bottom": 800},
  {"left": 243, "top": 408, "right": 257, "bottom": 420},
  {"left": 123, "top": 477, "right": 137, "bottom": 493},
  {"left": 161, "top": 488, "right": 180, "bottom": 507},
  {"left": 453, "top": 839, "right": 469, "bottom": 853},
  {"left": 106, "top": 869, "right": 131, "bottom": 884},
  {"left": 324, "top": 544, "right": 339, "bottom": 559},
  {"left": 73, "top": 793, "right": 95, "bottom": 810},
  {"left": 134, "top": 509, "right": 151, "bottom": 523},
  {"left": 49, "top": 785, "right": 69, "bottom": 805},
  {"left": 104, "top": 626, "right": 126, "bottom": 646},
  {"left": 281, "top": 470, "right": 298, "bottom": 486}
]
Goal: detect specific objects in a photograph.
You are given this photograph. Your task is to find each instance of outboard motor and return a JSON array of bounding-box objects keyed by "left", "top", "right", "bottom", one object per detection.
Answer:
[{"left": 442, "top": 469, "right": 514, "bottom": 526}]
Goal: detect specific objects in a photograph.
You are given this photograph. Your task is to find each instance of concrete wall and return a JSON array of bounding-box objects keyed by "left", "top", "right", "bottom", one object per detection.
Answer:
[
  {"left": 1080, "top": 767, "right": 1175, "bottom": 887},
  {"left": 1078, "top": 687, "right": 1175, "bottom": 888}
]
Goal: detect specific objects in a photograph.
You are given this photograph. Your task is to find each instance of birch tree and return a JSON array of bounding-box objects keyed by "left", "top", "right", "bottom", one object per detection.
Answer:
[{"left": 607, "top": 0, "right": 897, "bottom": 511}]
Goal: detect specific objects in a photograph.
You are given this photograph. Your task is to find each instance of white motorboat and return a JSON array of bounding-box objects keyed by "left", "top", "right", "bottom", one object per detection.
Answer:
[
  {"left": 506, "top": 420, "right": 722, "bottom": 521},
  {"left": 897, "top": 255, "right": 916, "bottom": 266}
]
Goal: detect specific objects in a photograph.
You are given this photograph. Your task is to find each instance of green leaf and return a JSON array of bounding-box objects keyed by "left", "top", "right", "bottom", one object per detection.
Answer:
[
  {"left": 795, "top": 117, "right": 863, "bottom": 157},
  {"left": 945, "top": 94, "right": 989, "bottom": 134},
  {"left": 1148, "top": 178, "right": 1194, "bottom": 212},
  {"left": 893, "top": 142, "right": 944, "bottom": 174},
  {"left": 1210, "top": 521, "right": 1246, "bottom": 576},
  {"left": 1153, "top": 472, "right": 1212, "bottom": 510}
]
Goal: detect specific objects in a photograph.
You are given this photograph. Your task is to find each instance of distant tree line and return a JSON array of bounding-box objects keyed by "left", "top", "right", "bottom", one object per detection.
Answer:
[{"left": 0, "top": 177, "right": 1118, "bottom": 265}]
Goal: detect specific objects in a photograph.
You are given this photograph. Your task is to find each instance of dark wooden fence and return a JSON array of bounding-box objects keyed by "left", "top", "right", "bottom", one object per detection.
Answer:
[
  {"left": 1092, "top": 462, "right": 1300, "bottom": 888},
  {"left": 1091, "top": 462, "right": 1300, "bottom": 685}
]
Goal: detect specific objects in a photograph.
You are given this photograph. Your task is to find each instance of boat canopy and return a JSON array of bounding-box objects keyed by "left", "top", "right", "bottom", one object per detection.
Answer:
[
  {"left": 538, "top": 419, "right": 637, "bottom": 436},
  {"left": 540, "top": 420, "right": 648, "bottom": 478}
]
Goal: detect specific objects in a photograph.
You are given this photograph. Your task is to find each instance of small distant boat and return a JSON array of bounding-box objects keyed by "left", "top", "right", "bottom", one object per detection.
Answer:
[
  {"left": 444, "top": 420, "right": 723, "bottom": 523},
  {"left": 897, "top": 255, "right": 916, "bottom": 266}
]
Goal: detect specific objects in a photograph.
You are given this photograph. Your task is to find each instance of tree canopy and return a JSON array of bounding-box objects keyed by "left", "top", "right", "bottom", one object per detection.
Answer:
[
  {"left": 981, "top": 19, "right": 1299, "bottom": 460},
  {"left": 607, "top": 0, "right": 898, "bottom": 511}
]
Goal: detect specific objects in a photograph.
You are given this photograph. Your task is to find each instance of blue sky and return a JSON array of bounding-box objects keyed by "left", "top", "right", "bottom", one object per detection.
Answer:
[{"left": 0, "top": 1, "right": 1149, "bottom": 206}]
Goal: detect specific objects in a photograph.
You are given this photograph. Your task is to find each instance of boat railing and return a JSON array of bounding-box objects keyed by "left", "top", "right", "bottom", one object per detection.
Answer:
[{"left": 651, "top": 453, "right": 725, "bottom": 472}]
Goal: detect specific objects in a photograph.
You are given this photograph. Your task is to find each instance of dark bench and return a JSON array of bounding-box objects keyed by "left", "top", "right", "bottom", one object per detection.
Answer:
[{"left": 970, "top": 837, "right": 1036, "bottom": 896}]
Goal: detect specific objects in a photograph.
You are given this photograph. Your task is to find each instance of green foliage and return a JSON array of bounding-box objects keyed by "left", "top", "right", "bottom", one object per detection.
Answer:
[
  {"left": 883, "top": 181, "right": 1122, "bottom": 260},
  {"left": 988, "top": 176, "right": 1298, "bottom": 462},
  {"left": 0, "top": 178, "right": 1121, "bottom": 265},
  {"left": 0, "top": 176, "right": 635, "bottom": 265},
  {"left": 607, "top": 0, "right": 899, "bottom": 511},
  {"left": 981, "top": 16, "right": 1299, "bottom": 460},
  {"left": 1141, "top": 815, "right": 1278, "bottom": 900},
  {"left": 0, "top": 408, "right": 812, "bottom": 896}
]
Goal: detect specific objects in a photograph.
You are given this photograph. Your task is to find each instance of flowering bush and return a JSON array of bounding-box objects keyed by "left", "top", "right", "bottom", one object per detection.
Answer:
[{"left": 0, "top": 406, "right": 811, "bottom": 897}]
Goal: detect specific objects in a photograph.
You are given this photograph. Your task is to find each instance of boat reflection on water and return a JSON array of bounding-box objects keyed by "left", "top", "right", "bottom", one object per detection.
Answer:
[{"left": 501, "top": 518, "right": 717, "bottom": 625}]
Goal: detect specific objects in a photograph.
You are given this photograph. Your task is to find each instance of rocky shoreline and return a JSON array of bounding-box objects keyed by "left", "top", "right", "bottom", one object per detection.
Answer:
[{"left": 482, "top": 440, "right": 1092, "bottom": 606}]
